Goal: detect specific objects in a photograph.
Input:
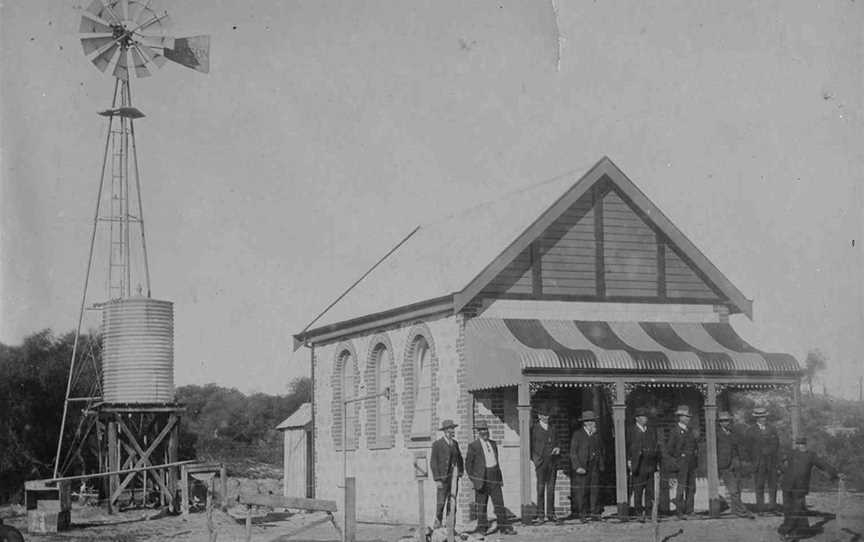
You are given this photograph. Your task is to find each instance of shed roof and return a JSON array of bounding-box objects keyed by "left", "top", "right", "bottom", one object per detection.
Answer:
[
  {"left": 276, "top": 403, "right": 311, "bottom": 430},
  {"left": 295, "top": 157, "right": 752, "bottom": 343}
]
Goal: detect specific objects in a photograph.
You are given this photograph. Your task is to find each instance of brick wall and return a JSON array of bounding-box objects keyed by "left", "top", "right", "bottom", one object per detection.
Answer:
[{"left": 312, "top": 313, "right": 461, "bottom": 524}]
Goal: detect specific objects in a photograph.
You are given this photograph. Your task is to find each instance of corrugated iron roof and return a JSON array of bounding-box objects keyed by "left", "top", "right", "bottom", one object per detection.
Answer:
[
  {"left": 464, "top": 318, "right": 801, "bottom": 390},
  {"left": 276, "top": 402, "right": 311, "bottom": 430}
]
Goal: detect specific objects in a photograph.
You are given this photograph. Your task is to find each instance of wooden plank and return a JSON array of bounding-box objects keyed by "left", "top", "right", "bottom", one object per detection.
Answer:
[
  {"left": 239, "top": 494, "right": 337, "bottom": 512},
  {"left": 542, "top": 276, "right": 596, "bottom": 285},
  {"left": 595, "top": 185, "right": 605, "bottom": 297}
]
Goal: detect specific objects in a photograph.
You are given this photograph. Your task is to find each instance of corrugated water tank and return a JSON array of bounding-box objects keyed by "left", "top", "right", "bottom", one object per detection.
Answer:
[{"left": 101, "top": 297, "right": 174, "bottom": 403}]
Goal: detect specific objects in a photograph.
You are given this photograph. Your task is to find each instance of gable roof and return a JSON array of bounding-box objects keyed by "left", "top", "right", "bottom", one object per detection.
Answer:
[
  {"left": 295, "top": 157, "right": 752, "bottom": 345},
  {"left": 276, "top": 402, "right": 311, "bottom": 430}
]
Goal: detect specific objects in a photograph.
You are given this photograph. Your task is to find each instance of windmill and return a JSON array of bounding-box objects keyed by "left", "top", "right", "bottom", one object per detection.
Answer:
[{"left": 49, "top": 0, "right": 209, "bottom": 512}]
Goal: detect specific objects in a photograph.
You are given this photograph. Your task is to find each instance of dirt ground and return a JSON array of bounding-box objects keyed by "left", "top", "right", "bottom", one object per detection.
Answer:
[{"left": 3, "top": 492, "right": 861, "bottom": 542}]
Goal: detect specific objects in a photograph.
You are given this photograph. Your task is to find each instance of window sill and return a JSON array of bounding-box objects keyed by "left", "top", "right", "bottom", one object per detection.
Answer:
[
  {"left": 407, "top": 435, "right": 432, "bottom": 449},
  {"left": 368, "top": 439, "right": 394, "bottom": 451}
]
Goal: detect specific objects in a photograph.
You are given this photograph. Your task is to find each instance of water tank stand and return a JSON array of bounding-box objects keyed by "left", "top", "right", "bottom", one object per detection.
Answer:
[{"left": 93, "top": 403, "right": 184, "bottom": 513}]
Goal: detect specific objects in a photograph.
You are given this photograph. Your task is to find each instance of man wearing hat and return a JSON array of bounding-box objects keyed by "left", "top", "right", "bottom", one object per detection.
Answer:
[
  {"left": 430, "top": 419, "right": 464, "bottom": 529},
  {"left": 777, "top": 436, "right": 840, "bottom": 539},
  {"left": 569, "top": 410, "right": 604, "bottom": 521},
  {"left": 531, "top": 408, "right": 560, "bottom": 523},
  {"left": 627, "top": 407, "right": 660, "bottom": 521},
  {"left": 716, "top": 411, "right": 753, "bottom": 518},
  {"left": 746, "top": 407, "right": 779, "bottom": 513},
  {"left": 465, "top": 420, "right": 516, "bottom": 535},
  {"left": 664, "top": 405, "right": 699, "bottom": 518}
]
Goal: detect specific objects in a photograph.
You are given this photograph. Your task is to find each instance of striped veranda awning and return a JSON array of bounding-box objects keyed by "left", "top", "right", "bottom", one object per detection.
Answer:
[{"left": 464, "top": 319, "right": 801, "bottom": 391}]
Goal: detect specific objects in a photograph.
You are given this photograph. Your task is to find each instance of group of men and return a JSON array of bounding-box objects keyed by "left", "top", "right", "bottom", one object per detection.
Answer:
[
  {"left": 530, "top": 404, "right": 842, "bottom": 538},
  {"left": 428, "top": 406, "right": 841, "bottom": 539}
]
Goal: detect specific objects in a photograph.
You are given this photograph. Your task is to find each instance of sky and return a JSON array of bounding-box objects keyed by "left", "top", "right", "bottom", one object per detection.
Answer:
[{"left": 1, "top": 1, "right": 862, "bottom": 398}]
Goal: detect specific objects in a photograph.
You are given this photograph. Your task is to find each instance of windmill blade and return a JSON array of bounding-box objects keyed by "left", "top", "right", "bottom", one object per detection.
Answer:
[
  {"left": 84, "top": 0, "right": 119, "bottom": 25},
  {"left": 119, "top": 0, "right": 129, "bottom": 21},
  {"left": 88, "top": 0, "right": 122, "bottom": 25},
  {"left": 137, "top": 34, "right": 175, "bottom": 50},
  {"left": 130, "top": 46, "right": 152, "bottom": 78},
  {"left": 131, "top": 0, "right": 154, "bottom": 26},
  {"left": 80, "top": 13, "right": 113, "bottom": 34},
  {"left": 133, "top": 11, "right": 171, "bottom": 35},
  {"left": 135, "top": 43, "right": 166, "bottom": 68},
  {"left": 164, "top": 35, "right": 210, "bottom": 73},
  {"left": 113, "top": 48, "right": 130, "bottom": 80},
  {"left": 92, "top": 42, "right": 120, "bottom": 72},
  {"left": 81, "top": 34, "right": 116, "bottom": 55}
]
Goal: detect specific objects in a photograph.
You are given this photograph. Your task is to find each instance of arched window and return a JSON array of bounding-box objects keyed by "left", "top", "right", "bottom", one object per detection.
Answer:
[
  {"left": 333, "top": 349, "right": 358, "bottom": 450},
  {"left": 410, "top": 336, "right": 433, "bottom": 439},
  {"left": 373, "top": 344, "right": 392, "bottom": 442}
]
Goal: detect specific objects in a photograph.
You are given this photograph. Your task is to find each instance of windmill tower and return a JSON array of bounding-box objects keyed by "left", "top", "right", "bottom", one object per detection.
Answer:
[{"left": 52, "top": 0, "right": 209, "bottom": 511}]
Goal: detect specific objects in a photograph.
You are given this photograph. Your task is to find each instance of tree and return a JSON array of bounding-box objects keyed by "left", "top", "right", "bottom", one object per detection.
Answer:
[{"left": 804, "top": 349, "right": 828, "bottom": 397}]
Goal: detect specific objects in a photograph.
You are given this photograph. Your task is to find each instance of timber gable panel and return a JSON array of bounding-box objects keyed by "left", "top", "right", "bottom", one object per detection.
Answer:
[{"left": 478, "top": 175, "right": 723, "bottom": 306}]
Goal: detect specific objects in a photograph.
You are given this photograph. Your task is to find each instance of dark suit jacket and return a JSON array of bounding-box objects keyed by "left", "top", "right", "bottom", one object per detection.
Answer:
[
  {"left": 664, "top": 424, "right": 698, "bottom": 472},
  {"left": 430, "top": 436, "right": 464, "bottom": 482},
  {"left": 569, "top": 427, "right": 603, "bottom": 472},
  {"left": 465, "top": 438, "right": 503, "bottom": 490},
  {"left": 531, "top": 423, "right": 558, "bottom": 468},
  {"left": 716, "top": 425, "right": 744, "bottom": 471},
  {"left": 781, "top": 449, "right": 837, "bottom": 494},
  {"left": 747, "top": 423, "right": 779, "bottom": 466},
  {"left": 627, "top": 424, "right": 660, "bottom": 475}
]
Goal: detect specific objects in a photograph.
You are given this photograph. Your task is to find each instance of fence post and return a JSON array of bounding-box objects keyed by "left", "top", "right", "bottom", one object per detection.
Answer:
[{"left": 345, "top": 477, "right": 356, "bottom": 542}]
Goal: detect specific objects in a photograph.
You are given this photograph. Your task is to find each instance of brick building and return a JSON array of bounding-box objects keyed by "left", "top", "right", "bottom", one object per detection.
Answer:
[{"left": 293, "top": 157, "right": 802, "bottom": 525}]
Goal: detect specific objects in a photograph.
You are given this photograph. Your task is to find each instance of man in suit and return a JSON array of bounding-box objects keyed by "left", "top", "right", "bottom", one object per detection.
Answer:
[
  {"left": 716, "top": 411, "right": 753, "bottom": 518},
  {"left": 531, "top": 408, "right": 560, "bottom": 523},
  {"left": 664, "top": 405, "right": 698, "bottom": 519},
  {"left": 465, "top": 420, "right": 516, "bottom": 535},
  {"left": 627, "top": 407, "right": 659, "bottom": 521},
  {"left": 777, "top": 436, "right": 840, "bottom": 540},
  {"left": 569, "top": 410, "right": 604, "bottom": 521},
  {"left": 429, "top": 419, "right": 464, "bottom": 529},
  {"left": 747, "top": 407, "right": 779, "bottom": 514}
]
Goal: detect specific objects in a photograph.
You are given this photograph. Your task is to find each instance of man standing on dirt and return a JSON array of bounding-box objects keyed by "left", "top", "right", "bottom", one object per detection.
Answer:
[
  {"left": 569, "top": 410, "right": 604, "bottom": 522},
  {"left": 716, "top": 411, "right": 754, "bottom": 518},
  {"left": 430, "top": 419, "right": 464, "bottom": 529},
  {"left": 531, "top": 407, "right": 560, "bottom": 524},
  {"left": 747, "top": 407, "right": 779, "bottom": 514},
  {"left": 627, "top": 407, "right": 660, "bottom": 521},
  {"left": 664, "top": 405, "right": 698, "bottom": 519},
  {"left": 777, "top": 436, "right": 840, "bottom": 540},
  {"left": 465, "top": 420, "right": 516, "bottom": 536}
]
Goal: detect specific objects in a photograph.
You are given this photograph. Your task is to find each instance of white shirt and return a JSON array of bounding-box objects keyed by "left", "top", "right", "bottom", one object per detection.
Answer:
[
  {"left": 584, "top": 426, "right": 594, "bottom": 437},
  {"left": 480, "top": 439, "right": 497, "bottom": 468},
  {"left": 678, "top": 422, "right": 688, "bottom": 431},
  {"left": 539, "top": 420, "right": 549, "bottom": 431},
  {"left": 636, "top": 423, "right": 647, "bottom": 433}
]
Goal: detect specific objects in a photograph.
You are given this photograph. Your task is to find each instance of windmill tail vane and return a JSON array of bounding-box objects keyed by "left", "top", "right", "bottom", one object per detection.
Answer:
[{"left": 79, "top": 0, "right": 210, "bottom": 80}]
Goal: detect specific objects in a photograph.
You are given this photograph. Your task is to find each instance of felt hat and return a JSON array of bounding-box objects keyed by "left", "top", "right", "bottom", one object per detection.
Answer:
[
  {"left": 439, "top": 419, "right": 458, "bottom": 430},
  {"left": 675, "top": 405, "right": 692, "bottom": 417},
  {"left": 794, "top": 436, "right": 807, "bottom": 445},
  {"left": 752, "top": 407, "right": 768, "bottom": 418},
  {"left": 474, "top": 420, "right": 490, "bottom": 430},
  {"left": 634, "top": 407, "right": 649, "bottom": 418},
  {"left": 580, "top": 410, "right": 598, "bottom": 421},
  {"left": 536, "top": 407, "right": 551, "bottom": 417},
  {"left": 718, "top": 411, "right": 732, "bottom": 421}
]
